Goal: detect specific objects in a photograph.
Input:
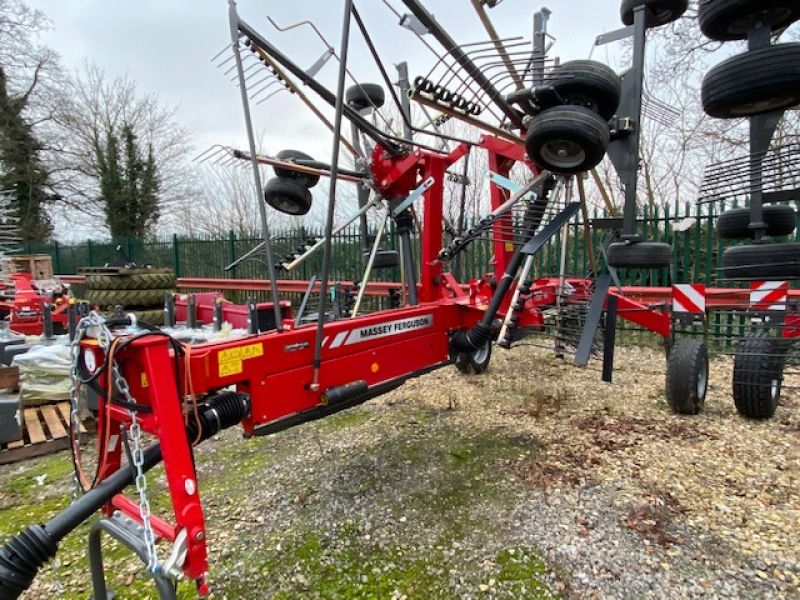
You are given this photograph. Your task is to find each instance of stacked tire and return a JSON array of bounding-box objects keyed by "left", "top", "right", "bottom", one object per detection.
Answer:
[
  {"left": 263, "top": 149, "right": 320, "bottom": 216},
  {"left": 85, "top": 269, "right": 176, "bottom": 326},
  {"left": 525, "top": 60, "right": 621, "bottom": 175},
  {"left": 698, "top": 0, "right": 800, "bottom": 419},
  {"left": 699, "top": 0, "right": 800, "bottom": 280}
]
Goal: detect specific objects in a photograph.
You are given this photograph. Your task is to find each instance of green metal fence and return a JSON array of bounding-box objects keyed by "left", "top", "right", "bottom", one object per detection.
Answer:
[{"left": 22, "top": 199, "right": 800, "bottom": 287}]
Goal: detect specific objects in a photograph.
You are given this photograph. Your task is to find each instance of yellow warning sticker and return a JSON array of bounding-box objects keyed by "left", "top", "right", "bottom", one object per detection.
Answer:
[
  {"left": 217, "top": 342, "right": 264, "bottom": 378},
  {"left": 140, "top": 372, "right": 149, "bottom": 388}
]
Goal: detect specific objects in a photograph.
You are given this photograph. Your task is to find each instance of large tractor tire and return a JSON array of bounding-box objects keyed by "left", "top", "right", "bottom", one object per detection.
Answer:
[
  {"left": 732, "top": 333, "right": 788, "bottom": 419},
  {"left": 263, "top": 177, "right": 313, "bottom": 216},
  {"left": 104, "top": 308, "right": 165, "bottom": 327},
  {"left": 699, "top": 0, "right": 800, "bottom": 41},
  {"left": 721, "top": 242, "right": 800, "bottom": 279},
  {"left": 606, "top": 240, "right": 673, "bottom": 268},
  {"left": 715, "top": 205, "right": 796, "bottom": 240},
  {"left": 546, "top": 60, "right": 622, "bottom": 121},
  {"left": 621, "top": 0, "right": 689, "bottom": 27},
  {"left": 525, "top": 105, "right": 610, "bottom": 174},
  {"left": 85, "top": 271, "right": 176, "bottom": 291},
  {"left": 702, "top": 43, "right": 800, "bottom": 119},
  {"left": 87, "top": 288, "right": 173, "bottom": 308},
  {"left": 273, "top": 149, "right": 320, "bottom": 188}
]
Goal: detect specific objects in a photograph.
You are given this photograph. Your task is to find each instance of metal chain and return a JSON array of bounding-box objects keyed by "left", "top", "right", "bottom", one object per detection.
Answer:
[
  {"left": 69, "top": 312, "right": 159, "bottom": 572},
  {"left": 115, "top": 364, "right": 159, "bottom": 573},
  {"left": 68, "top": 312, "right": 112, "bottom": 500},
  {"left": 68, "top": 334, "right": 82, "bottom": 500}
]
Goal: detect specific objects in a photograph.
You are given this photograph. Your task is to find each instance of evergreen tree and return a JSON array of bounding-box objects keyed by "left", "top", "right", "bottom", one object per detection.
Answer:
[
  {"left": 0, "top": 65, "right": 52, "bottom": 241},
  {"left": 95, "top": 124, "right": 159, "bottom": 239}
]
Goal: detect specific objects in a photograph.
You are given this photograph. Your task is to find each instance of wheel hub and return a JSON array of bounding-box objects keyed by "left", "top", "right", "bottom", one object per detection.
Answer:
[
  {"left": 540, "top": 139, "right": 586, "bottom": 170},
  {"left": 274, "top": 196, "right": 301, "bottom": 214}
]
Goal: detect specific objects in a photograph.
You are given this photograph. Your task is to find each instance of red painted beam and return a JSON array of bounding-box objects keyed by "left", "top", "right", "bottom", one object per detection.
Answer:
[{"left": 57, "top": 275, "right": 798, "bottom": 310}]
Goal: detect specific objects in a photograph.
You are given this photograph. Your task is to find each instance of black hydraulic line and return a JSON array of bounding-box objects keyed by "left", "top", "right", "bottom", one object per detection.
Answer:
[
  {"left": 311, "top": 0, "right": 354, "bottom": 387},
  {"left": 236, "top": 16, "right": 402, "bottom": 155},
  {"left": 450, "top": 177, "right": 556, "bottom": 353},
  {"left": 399, "top": 0, "right": 525, "bottom": 129}
]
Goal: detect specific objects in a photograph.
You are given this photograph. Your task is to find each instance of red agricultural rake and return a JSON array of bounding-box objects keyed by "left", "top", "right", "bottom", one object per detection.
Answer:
[{"left": 1, "top": 0, "right": 799, "bottom": 597}]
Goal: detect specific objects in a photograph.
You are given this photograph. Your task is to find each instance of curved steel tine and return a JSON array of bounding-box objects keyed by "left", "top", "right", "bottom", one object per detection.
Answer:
[
  {"left": 210, "top": 44, "right": 233, "bottom": 63},
  {"left": 251, "top": 81, "right": 282, "bottom": 102},
  {"left": 439, "top": 42, "right": 530, "bottom": 87},
  {"left": 467, "top": 56, "right": 555, "bottom": 110},
  {"left": 251, "top": 79, "right": 284, "bottom": 102},
  {"left": 425, "top": 41, "right": 531, "bottom": 123},
  {"left": 441, "top": 46, "right": 535, "bottom": 91},
  {"left": 423, "top": 36, "right": 526, "bottom": 81},
  {"left": 230, "top": 59, "right": 266, "bottom": 83},
  {"left": 456, "top": 56, "right": 547, "bottom": 96},
  {"left": 215, "top": 51, "right": 236, "bottom": 69},
  {"left": 255, "top": 87, "right": 288, "bottom": 106},
  {"left": 193, "top": 145, "right": 226, "bottom": 163},
  {"left": 224, "top": 51, "right": 255, "bottom": 75},
  {"left": 464, "top": 72, "right": 528, "bottom": 116},
  {"left": 243, "top": 74, "right": 276, "bottom": 92},
  {"left": 383, "top": 0, "right": 505, "bottom": 123}
]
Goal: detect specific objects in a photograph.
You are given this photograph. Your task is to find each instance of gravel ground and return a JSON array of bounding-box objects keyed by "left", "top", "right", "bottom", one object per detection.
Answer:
[{"left": 1, "top": 343, "right": 798, "bottom": 599}]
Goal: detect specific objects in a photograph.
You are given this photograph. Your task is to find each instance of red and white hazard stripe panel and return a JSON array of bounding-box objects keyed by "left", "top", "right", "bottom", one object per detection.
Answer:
[
  {"left": 672, "top": 284, "right": 706, "bottom": 314},
  {"left": 750, "top": 281, "right": 788, "bottom": 311}
]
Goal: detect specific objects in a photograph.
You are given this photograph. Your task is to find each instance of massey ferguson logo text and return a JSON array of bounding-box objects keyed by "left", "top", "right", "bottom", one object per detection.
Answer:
[{"left": 327, "top": 315, "right": 434, "bottom": 348}]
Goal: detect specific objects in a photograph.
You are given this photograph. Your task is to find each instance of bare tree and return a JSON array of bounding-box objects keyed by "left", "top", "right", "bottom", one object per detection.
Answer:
[{"left": 46, "top": 63, "right": 195, "bottom": 236}]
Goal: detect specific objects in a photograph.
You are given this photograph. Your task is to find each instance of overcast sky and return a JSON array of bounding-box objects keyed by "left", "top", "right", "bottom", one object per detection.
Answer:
[{"left": 27, "top": 0, "right": 625, "bottom": 164}]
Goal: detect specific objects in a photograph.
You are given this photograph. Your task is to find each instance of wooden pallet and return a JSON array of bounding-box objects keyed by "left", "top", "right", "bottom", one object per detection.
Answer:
[{"left": 0, "top": 401, "right": 87, "bottom": 465}]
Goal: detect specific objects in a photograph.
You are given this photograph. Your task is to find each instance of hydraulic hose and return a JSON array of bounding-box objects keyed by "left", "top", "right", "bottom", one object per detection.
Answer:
[{"left": 450, "top": 176, "right": 556, "bottom": 353}]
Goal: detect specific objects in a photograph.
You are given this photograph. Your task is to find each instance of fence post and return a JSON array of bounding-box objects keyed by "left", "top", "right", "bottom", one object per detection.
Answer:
[
  {"left": 53, "top": 241, "right": 61, "bottom": 275},
  {"left": 172, "top": 234, "right": 181, "bottom": 277},
  {"left": 228, "top": 230, "right": 237, "bottom": 278}
]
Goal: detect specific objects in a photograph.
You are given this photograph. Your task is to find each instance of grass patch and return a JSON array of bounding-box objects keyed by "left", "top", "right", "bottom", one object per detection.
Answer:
[
  {"left": 496, "top": 548, "right": 555, "bottom": 598},
  {"left": 317, "top": 408, "right": 373, "bottom": 433}
]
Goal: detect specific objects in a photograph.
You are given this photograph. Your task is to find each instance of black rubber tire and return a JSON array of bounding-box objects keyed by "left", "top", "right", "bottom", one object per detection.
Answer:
[
  {"left": 699, "top": 0, "right": 800, "bottom": 41},
  {"left": 454, "top": 341, "right": 492, "bottom": 375},
  {"left": 363, "top": 250, "right": 400, "bottom": 269},
  {"left": 273, "top": 149, "right": 320, "bottom": 189},
  {"left": 547, "top": 60, "right": 622, "bottom": 121},
  {"left": 525, "top": 105, "right": 610, "bottom": 174},
  {"left": 716, "top": 205, "right": 796, "bottom": 240},
  {"left": 621, "top": 0, "right": 689, "bottom": 26},
  {"left": 263, "top": 177, "right": 313, "bottom": 216},
  {"left": 104, "top": 308, "right": 164, "bottom": 327},
  {"left": 702, "top": 44, "right": 800, "bottom": 119},
  {"left": 732, "top": 333, "right": 787, "bottom": 419},
  {"left": 666, "top": 339, "right": 708, "bottom": 415},
  {"left": 87, "top": 288, "right": 173, "bottom": 308},
  {"left": 85, "top": 272, "right": 176, "bottom": 291},
  {"left": 606, "top": 240, "right": 673, "bottom": 268},
  {"left": 722, "top": 242, "right": 800, "bottom": 279},
  {"left": 345, "top": 83, "right": 385, "bottom": 111}
]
